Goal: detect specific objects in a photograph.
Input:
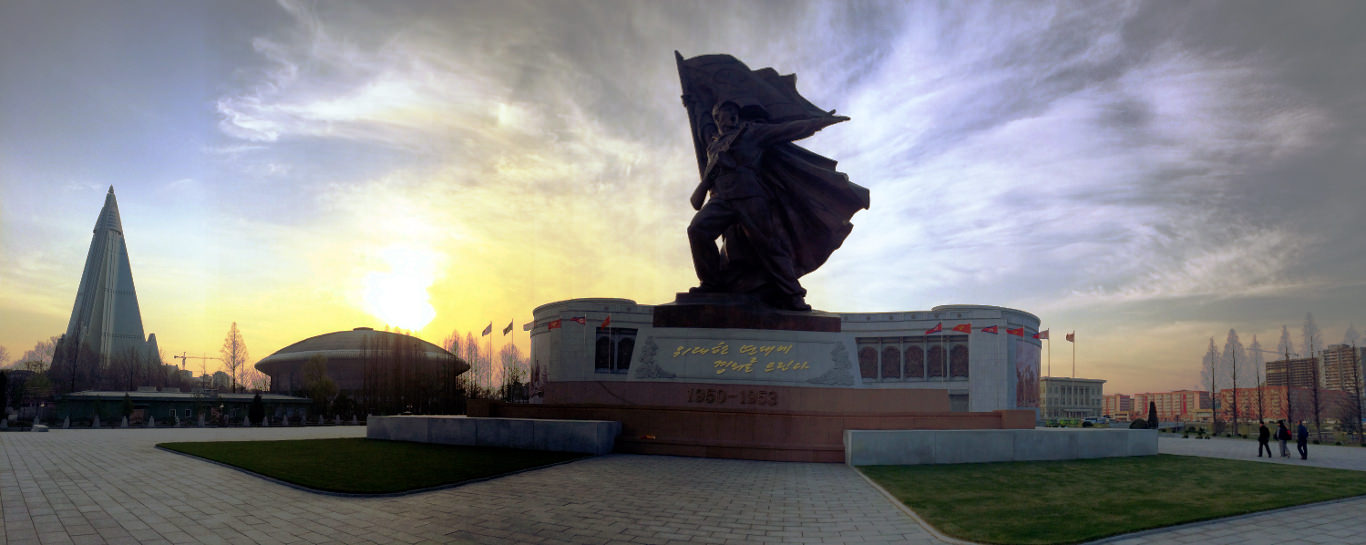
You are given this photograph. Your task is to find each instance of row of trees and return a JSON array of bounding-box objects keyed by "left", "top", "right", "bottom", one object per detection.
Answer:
[{"left": 1199, "top": 314, "right": 1363, "bottom": 441}]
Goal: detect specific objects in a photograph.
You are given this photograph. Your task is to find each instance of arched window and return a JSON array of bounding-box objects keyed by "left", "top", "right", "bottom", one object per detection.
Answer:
[
  {"left": 950, "top": 345, "right": 969, "bottom": 378},
  {"left": 859, "top": 346, "right": 878, "bottom": 379},
  {"left": 616, "top": 337, "right": 635, "bottom": 371},
  {"left": 881, "top": 346, "right": 902, "bottom": 380},
  {"left": 927, "top": 346, "right": 945, "bottom": 378},
  {"left": 904, "top": 346, "right": 924, "bottom": 379},
  {"left": 595, "top": 337, "right": 611, "bottom": 371}
]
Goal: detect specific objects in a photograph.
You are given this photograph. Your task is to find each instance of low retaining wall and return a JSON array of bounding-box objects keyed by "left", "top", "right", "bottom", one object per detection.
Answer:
[
  {"left": 844, "top": 428, "right": 1158, "bottom": 465},
  {"left": 367, "top": 415, "right": 620, "bottom": 455}
]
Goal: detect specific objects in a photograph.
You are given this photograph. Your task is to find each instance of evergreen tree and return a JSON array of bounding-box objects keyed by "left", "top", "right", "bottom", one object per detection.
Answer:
[
  {"left": 249, "top": 392, "right": 265, "bottom": 425},
  {"left": 1148, "top": 401, "right": 1160, "bottom": 429}
]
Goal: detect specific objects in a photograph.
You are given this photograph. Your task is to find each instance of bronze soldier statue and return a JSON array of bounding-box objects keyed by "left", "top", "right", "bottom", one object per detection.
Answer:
[{"left": 676, "top": 52, "right": 868, "bottom": 311}]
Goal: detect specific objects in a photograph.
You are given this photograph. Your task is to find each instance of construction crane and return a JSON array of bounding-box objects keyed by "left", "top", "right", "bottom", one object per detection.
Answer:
[{"left": 172, "top": 352, "right": 221, "bottom": 371}]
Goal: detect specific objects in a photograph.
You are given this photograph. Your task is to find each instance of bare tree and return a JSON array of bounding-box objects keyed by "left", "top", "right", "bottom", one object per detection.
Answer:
[
  {"left": 0, "top": 346, "right": 9, "bottom": 369},
  {"left": 498, "top": 344, "right": 527, "bottom": 402},
  {"left": 1250, "top": 335, "right": 1266, "bottom": 422},
  {"left": 20, "top": 336, "right": 59, "bottom": 369},
  {"left": 240, "top": 366, "right": 270, "bottom": 392},
  {"left": 1223, "top": 330, "right": 1245, "bottom": 435},
  {"left": 1303, "top": 313, "right": 1324, "bottom": 438},
  {"left": 220, "top": 322, "right": 249, "bottom": 394},
  {"left": 1202, "top": 338, "right": 1219, "bottom": 433},
  {"left": 1277, "top": 325, "right": 1295, "bottom": 423}
]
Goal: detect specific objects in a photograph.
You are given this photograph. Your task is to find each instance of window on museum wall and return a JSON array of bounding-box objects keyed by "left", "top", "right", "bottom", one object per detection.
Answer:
[
  {"left": 616, "top": 336, "right": 635, "bottom": 372},
  {"left": 927, "top": 346, "right": 945, "bottom": 378},
  {"left": 905, "top": 345, "right": 925, "bottom": 380},
  {"left": 881, "top": 346, "right": 901, "bottom": 380},
  {"left": 595, "top": 337, "right": 612, "bottom": 371},
  {"left": 950, "top": 345, "right": 969, "bottom": 378},
  {"left": 858, "top": 346, "right": 878, "bottom": 379},
  {"left": 595, "top": 328, "right": 637, "bottom": 373}
]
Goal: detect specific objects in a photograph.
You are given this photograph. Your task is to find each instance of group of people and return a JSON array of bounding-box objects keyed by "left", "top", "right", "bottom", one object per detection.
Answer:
[{"left": 1257, "top": 420, "right": 1311, "bottom": 460}]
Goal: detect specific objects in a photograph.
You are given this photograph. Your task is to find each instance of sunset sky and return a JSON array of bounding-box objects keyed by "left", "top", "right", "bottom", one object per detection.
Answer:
[{"left": 2, "top": 1, "right": 1364, "bottom": 394}]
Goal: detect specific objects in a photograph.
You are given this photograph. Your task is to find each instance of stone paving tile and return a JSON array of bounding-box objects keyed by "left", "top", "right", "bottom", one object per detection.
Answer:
[{"left": 0, "top": 427, "right": 951, "bottom": 545}]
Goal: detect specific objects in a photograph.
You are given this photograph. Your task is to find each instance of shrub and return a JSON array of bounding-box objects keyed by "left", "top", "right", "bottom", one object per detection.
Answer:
[{"left": 1129, "top": 418, "right": 1148, "bottom": 429}]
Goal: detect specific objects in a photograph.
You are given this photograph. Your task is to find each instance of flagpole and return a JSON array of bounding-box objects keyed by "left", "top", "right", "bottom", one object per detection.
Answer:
[
  {"left": 941, "top": 333, "right": 946, "bottom": 382},
  {"left": 1047, "top": 338, "right": 1052, "bottom": 378},
  {"left": 1072, "top": 332, "right": 1076, "bottom": 379}
]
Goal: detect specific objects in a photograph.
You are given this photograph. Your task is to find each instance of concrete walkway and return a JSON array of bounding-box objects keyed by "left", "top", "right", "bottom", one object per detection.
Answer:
[
  {"left": 5, "top": 428, "right": 1366, "bottom": 545},
  {"left": 0, "top": 428, "right": 949, "bottom": 545},
  {"left": 1085, "top": 435, "right": 1366, "bottom": 544}
]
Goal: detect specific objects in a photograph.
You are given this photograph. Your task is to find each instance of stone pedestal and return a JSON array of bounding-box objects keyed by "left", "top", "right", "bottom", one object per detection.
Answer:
[{"left": 653, "top": 293, "right": 841, "bottom": 332}]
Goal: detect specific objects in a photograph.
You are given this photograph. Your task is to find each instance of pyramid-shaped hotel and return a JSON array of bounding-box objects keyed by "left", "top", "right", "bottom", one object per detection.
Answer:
[{"left": 52, "top": 187, "right": 158, "bottom": 379}]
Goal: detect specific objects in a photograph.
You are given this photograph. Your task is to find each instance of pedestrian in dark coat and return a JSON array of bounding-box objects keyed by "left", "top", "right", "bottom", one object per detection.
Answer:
[
  {"left": 1297, "top": 421, "right": 1310, "bottom": 460},
  {"left": 1277, "top": 421, "right": 1291, "bottom": 457},
  {"left": 1257, "top": 421, "right": 1272, "bottom": 458}
]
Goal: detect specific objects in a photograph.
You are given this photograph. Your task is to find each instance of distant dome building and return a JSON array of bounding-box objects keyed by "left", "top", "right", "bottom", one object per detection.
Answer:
[{"left": 255, "top": 328, "right": 468, "bottom": 412}]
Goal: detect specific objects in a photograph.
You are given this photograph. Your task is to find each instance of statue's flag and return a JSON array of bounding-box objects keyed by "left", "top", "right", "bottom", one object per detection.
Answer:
[
  {"left": 926, "top": 323, "right": 943, "bottom": 335},
  {"left": 1034, "top": 329, "right": 1049, "bottom": 340},
  {"left": 481, "top": 322, "right": 492, "bottom": 336},
  {"left": 548, "top": 319, "right": 562, "bottom": 330},
  {"left": 502, "top": 321, "right": 513, "bottom": 336},
  {"left": 1007, "top": 327, "right": 1025, "bottom": 336},
  {"left": 522, "top": 322, "right": 534, "bottom": 332},
  {"left": 1066, "top": 332, "right": 1075, "bottom": 342},
  {"left": 570, "top": 316, "right": 587, "bottom": 325},
  {"left": 981, "top": 325, "right": 999, "bottom": 334},
  {"left": 951, "top": 323, "right": 972, "bottom": 334}
]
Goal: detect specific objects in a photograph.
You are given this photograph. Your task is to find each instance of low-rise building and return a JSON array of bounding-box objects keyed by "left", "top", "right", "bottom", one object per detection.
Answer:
[
  {"left": 1102, "top": 393, "right": 1133, "bottom": 421},
  {"left": 1039, "top": 377, "right": 1105, "bottom": 420},
  {"left": 57, "top": 387, "right": 310, "bottom": 425},
  {"left": 1130, "top": 390, "right": 1209, "bottom": 422}
]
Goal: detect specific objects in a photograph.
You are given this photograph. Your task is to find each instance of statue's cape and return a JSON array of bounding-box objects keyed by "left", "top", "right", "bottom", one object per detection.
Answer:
[{"left": 676, "top": 52, "right": 869, "bottom": 286}]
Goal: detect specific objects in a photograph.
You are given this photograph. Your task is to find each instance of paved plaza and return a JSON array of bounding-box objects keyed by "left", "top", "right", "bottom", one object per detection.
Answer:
[{"left": 1, "top": 428, "right": 1365, "bottom": 545}]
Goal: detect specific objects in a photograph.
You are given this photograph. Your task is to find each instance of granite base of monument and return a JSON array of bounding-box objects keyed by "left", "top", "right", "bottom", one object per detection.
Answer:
[{"left": 653, "top": 293, "right": 841, "bottom": 332}]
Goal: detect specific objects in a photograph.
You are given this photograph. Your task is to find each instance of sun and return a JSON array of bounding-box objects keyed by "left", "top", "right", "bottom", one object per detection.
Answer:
[{"left": 361, "top": 244, "right": 438, "bottom": 331}]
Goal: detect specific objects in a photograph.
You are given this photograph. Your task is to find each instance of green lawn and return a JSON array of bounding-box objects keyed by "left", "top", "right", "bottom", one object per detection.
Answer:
[
  {"left": 861, "top": 455, "right": 1366, "bottom": 545},
  {"left": 159, "top": 438, "right": 588, "bottom": 494}
]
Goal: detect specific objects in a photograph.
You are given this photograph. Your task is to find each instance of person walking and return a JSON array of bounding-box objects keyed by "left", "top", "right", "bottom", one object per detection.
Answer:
[
  {"left": 1277, "top": 420, "right": 1291, "bottom": 458},
  {"left": 1297, "top": 420, "right": 1310, "bottom": 460},
  {"left": 1257, "top": 421, "right": 1272, "bottom": 458}
]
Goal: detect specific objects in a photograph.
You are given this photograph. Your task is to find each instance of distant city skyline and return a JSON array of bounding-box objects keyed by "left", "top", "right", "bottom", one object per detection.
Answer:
[{"left": 3, "top": 1, "right": 1365, "bottom": 394}]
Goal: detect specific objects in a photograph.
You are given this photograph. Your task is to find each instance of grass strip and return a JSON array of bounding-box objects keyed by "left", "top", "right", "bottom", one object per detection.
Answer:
[
  {"left": 861, "top": 454, "right": 1366, "bottom": 545},
  {"left": 160, "top": 438, "right": 588, "bottom": 494}
]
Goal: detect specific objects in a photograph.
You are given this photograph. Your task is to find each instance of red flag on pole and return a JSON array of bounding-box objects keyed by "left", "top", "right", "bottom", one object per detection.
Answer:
[
  {"left": 502, "top": 321, "right": 513, "bottom": 335},
  {"left": 926, "top": 323, "right": 943, "bottom": 335},
  {"left": 601, "top": 315, "right": 612, "bottom": 328},
  {"left": 1034, "top": 329, "right": 1049, "bottom": 340},
  {"left": 951, "top": 323, "right": 972, "bottom": 334},
  {"left": 548, "top": 319, "right": 562, "bottom": 330},
  {"left": 1065, "top": 331, "right": 1075, "bottom": 342},
  {"left": 1006, "top": 327, "right": 1024, "bottom": 336},
  {"left": 981, "top": 325, "right": 999, "bottom": 334},
  {"left": 481, "top": 322, "right": 493, "bottom": 336},
  {"left": 570, "top": 316, "right": 587, "bottom": 325}
]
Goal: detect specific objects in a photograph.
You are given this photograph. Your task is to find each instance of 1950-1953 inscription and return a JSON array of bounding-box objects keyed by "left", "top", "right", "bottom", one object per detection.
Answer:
[{"left": 685, "top": 387, "right": 778, "bottom": 406}]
